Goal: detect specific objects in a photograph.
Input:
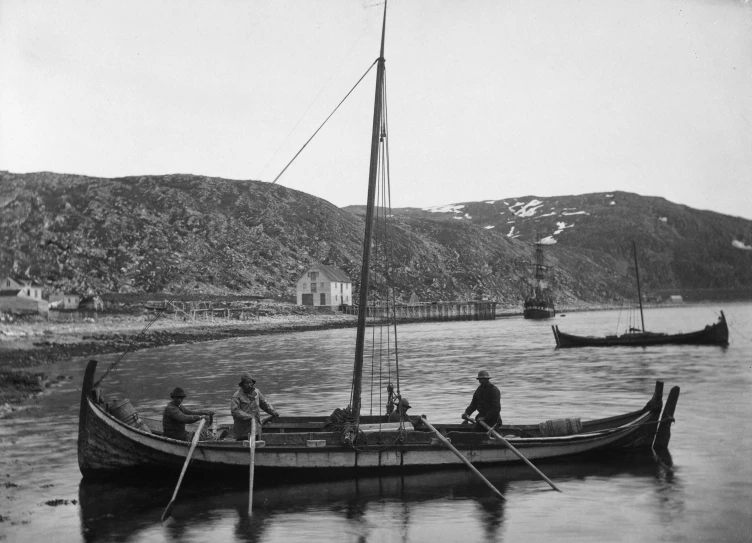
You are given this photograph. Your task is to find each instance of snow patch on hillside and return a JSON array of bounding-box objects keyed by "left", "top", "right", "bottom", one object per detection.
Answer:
[
  {"left": 554, "top": 222, "right": 574, "bottom": 234},
  {"left": 424, "top": 204, "right": 465, "bottom": 213}
]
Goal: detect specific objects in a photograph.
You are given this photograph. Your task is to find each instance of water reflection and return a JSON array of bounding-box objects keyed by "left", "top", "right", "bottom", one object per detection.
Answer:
[{"left": 76, "top": 453, "right": 676, "bottom": 543}]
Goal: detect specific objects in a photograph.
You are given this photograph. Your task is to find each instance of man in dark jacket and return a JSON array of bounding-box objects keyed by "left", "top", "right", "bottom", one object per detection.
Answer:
[
  {"left": 162, "top": 387, "right": 213, "bottom": 441},
  {"left": 462, "top": 370, "right": 501, "bottom": 432},
  {"left": 388, "top": 397, "right": 426, "bottom": 429}
]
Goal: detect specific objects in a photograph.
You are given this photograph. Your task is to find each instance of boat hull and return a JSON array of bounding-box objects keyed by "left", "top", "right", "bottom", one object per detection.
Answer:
[
  {"left": 552, "top": 311, "right": 729, "bottom": 348},
  {"left": 78, "top": 361, "right": 674, "bottom": 479},
  {"left": 523, "top": 306, "right": 556, "bottom": 319},
  {"left": 523, "top": 297, "right": 555, "bottom": 319}
]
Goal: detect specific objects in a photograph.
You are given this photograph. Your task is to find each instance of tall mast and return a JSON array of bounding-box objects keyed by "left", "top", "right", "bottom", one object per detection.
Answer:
[
  {"left": 535, "top": 234, "right": 543, "bottom": 292},
  {"left": 352, "top": 1, "right": 388, "bottom": 423},
  {"left": 632, "top": 241, "right": 646, "bottom": 332}
]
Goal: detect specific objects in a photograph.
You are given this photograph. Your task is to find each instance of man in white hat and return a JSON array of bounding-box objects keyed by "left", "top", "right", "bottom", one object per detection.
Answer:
[
  {"left": 461, "top": 370, "right": 501, "bottom": 432},
  {"left": 230, "top": 374, "right": 279, "bottom": 440}
]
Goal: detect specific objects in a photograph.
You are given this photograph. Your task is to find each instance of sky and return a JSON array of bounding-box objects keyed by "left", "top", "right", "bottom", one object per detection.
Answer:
[{"left": 2, "top": 0, "right": 751, "bottom": 220}]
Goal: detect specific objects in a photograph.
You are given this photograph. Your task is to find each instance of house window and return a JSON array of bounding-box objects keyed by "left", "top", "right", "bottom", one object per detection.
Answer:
[
  {"left": 320, "top": 282, "right": 324, "bottom": 288},
  {"left": 302, "top": 283, "right": 307, "bottom": 290},
  {"left": 335, "top": 295, "right": 338, "bottom": 301},
  {"left": 311, "top": 282, "right": 317, "bottom": 293},
  {"left": 309, "top": 271, "right": 318, "bottom": 281},
  {"left": 34, "top": 290, "right": 38, "bottom": 298}
]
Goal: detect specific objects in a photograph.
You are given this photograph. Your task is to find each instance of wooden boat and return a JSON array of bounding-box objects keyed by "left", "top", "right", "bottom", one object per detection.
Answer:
[
  {"left": 78, "top": 2, "right": 681, "bottom": 481},
  {"left": 553, "top": 311, "right": 729, "bottom": 347},
  {"left": 552, "top": 242, "right": 729, "bottom": 348},
  {"left": 79, "top": 362, "right": 678, "bottom": 478},
  {"left": 523, "top": 235, "right": 555, "bottom": 319}
]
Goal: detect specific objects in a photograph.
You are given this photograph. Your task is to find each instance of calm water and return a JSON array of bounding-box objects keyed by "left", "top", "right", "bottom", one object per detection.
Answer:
[{"left": 1, "top": 303, "right": 751, "bottom": 542}]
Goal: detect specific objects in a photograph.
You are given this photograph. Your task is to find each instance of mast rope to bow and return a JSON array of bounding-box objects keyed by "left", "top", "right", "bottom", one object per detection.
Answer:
[{"left": 271, "top": 59, "right": 378, "bottom": 185}]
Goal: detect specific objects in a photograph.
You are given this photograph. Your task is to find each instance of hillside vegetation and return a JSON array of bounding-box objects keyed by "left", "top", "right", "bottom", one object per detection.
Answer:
[{"left": 2, "top": 172, "right": 751, "bottom": 307}]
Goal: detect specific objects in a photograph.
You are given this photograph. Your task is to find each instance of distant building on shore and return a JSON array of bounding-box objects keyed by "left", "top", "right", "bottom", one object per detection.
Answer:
[
  {"left": 296, "top": 264, "right": 352, "bottom": 308},
  {"left": 0, "top": 274, "right": 48, "bottom": 315},
  {"left": 49, "top": 292, "right": 81, "bottom": 310}
]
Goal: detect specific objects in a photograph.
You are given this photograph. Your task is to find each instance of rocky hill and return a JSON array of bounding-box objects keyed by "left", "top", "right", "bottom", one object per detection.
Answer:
[{"left": 2, "top": 172, "right": 751, "bottom": 307}]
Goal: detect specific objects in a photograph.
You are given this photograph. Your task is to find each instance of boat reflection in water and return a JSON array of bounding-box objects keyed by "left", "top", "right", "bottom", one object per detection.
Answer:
[{"left": 78, "top": 450, "right": 673, "bottom": 542}]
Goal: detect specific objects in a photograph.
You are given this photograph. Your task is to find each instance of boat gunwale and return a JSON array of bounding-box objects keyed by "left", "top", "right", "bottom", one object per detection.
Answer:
[{"left": 83, "top": 393, "right": 658, "bottom": 454}]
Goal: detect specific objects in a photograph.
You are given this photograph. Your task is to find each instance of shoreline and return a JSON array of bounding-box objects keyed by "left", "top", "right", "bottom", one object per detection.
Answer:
[{"left": 0, "top": 312, "right": 358, "bottom": 408}]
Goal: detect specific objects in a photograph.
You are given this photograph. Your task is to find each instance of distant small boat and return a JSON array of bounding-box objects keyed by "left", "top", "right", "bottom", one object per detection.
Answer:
[
  {"left": 552, "top": 242, "right": 729, "bottom": 348},
  {"left": 523, "top": 235, "right": 555, "bottom": 319}
]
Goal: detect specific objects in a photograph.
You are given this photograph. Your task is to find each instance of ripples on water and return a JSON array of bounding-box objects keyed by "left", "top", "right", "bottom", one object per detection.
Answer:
[{"left": 1, "top": 303, "right": 750, "bottom": 542}]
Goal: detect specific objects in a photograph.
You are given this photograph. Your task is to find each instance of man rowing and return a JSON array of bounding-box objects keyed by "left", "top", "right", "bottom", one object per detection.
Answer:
[
  {"left": 162, "top": 387, "right": 214, "bottom": 441},
  {"left": 461, "top": 370, "right": 501, "bottom": 432},
  {"left": 231, "top": 374, "right": 279, "bottom": 440}
]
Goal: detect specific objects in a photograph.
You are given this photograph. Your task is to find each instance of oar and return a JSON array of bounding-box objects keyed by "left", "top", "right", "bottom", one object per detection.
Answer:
[
  {"left": 161, "top": 418, "right": 207, "bottom": 522},
  {"left": 467, "top": 416, "right": 561, "bottom": 492},
  {"left": 419, "top": 417, "right": 505, "bottom": 501},
  {"left": 248, "top": 418, "right": 257, "bottom": 516}
]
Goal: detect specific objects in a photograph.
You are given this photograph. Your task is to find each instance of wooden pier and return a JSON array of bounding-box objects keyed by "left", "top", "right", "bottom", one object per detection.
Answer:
[{"left": 346, "top": 301, "right": 497, "bottom": 322}]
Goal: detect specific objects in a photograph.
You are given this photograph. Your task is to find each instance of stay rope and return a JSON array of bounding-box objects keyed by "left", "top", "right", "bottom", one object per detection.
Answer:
[{"left": 272, "top": 59, "right": 378, "bottom": 185}]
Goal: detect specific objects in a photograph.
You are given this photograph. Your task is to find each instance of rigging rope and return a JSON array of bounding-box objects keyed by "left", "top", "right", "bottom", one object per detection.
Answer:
[{"left": 272, "top": 59, "right": 378, "bottom": 185}]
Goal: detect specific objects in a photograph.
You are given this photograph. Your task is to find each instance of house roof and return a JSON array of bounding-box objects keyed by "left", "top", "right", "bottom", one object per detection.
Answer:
[
  {"left": 297, "top": 264, "right": 351, "bottom": 283},
  {"left": 6, "top": 274, "right": 43, "bottom": 287}
]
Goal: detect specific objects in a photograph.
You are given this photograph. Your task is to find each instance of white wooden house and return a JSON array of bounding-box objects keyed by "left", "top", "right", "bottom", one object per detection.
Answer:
[
  {"left": 296, "top": 264, "right": 352, "bottom": 307},
  {"left": 1, "top": 275, "right": 48, "bottom": 315}
]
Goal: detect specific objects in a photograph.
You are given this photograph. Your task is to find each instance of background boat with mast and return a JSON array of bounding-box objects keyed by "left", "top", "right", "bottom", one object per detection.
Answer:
[
  {"left": 552, "top": 241, "right": 728, "bottom": 347},
  {"left": 523, "top": 234, "right": 556, "bottom": 319}
]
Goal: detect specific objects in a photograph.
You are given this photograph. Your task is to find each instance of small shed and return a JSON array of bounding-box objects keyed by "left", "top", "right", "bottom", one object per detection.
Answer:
[
  {"left": 669, "top": 295, "right": 684, "bottom": 303},
  {"left": 49, "top": 292, "right": 81, "bottom": 310},
  {"left": 296, "top": 264, "right": 352, "bottom": 307}
]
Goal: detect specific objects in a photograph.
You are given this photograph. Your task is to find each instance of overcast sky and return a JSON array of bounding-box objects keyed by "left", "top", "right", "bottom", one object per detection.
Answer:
[{"left": 2, "top": 0, "right": 751, "bottom": 220}]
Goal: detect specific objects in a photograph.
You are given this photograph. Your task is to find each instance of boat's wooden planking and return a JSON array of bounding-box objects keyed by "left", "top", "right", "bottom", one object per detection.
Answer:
[{"left": 81, "top": 395, "right": 660, "bottom": 474}]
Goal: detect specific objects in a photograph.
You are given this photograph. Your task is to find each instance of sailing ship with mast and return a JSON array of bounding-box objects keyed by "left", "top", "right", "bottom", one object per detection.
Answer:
[
  {"left": 78, "top": 3, "right": 681, "bottom": 480},
  {"left": 552, "top": 241, "right": 729, "bottom": 348},
  {"left": 523, "top": 234, "right": 555, "bottom": 319}
]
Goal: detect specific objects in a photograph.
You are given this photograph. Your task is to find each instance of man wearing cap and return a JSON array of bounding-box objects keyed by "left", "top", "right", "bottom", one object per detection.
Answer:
[
  {"left": 462, "top": 370, "right": 501, "bottom": 432},
  {"left": 231, "top": 374, "right": 279, "bottom": 440},
  {"left": 162, "top": 387, "right": 214, "bottom": 441},
  {"left": 388, "top": 397, "right": 427, "bottom": 429},
  {"left": 388, "top": 397, "right": 412, "bottom": 423}
]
